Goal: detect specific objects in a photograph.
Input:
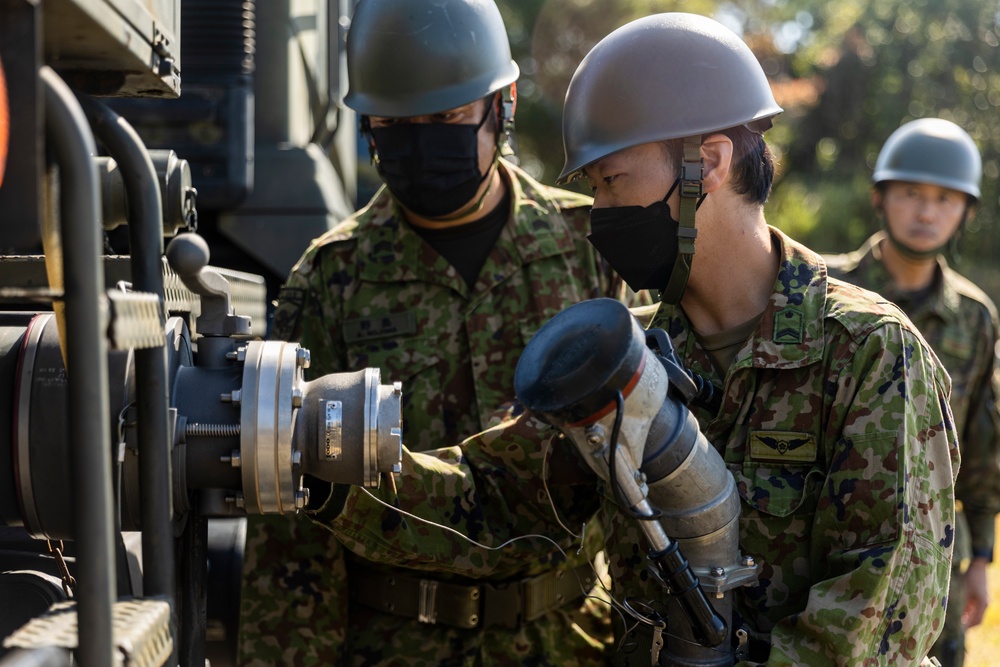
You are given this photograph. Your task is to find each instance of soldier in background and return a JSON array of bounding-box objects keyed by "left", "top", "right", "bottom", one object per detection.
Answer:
[
  {"left": 826, "top": 118, "right": 1000, "bottom": 667},
  {"left": 309, "top": 13, "right": 960, "bottom": 664},
  {"left": 237, "top": 0, "right": 626, "bottom": 664}
]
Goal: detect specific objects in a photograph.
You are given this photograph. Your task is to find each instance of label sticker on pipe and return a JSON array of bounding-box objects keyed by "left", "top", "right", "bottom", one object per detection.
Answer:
[{"left": 324, "top": 400, "right": 343, "bottom": 460}]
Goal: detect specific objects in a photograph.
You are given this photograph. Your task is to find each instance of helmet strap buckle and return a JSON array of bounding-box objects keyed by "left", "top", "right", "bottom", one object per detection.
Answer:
[
  {"left": 660, "top": 136, "right": 702, "bottom": 304},
  {"left": 679, "top": 138, "right": 704, "bottom": 199},
  {"left": 499, "top": 85, "right": 515, "bottom": 136}
]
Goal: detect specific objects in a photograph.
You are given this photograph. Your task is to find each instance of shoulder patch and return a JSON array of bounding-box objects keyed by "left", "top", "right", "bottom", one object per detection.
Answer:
[{"left": 272, "top": 287, "right": 307, "bottom": 341}]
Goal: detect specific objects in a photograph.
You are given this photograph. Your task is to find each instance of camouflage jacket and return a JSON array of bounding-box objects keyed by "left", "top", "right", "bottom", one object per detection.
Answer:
[
  {"left": 270, "top": 158, "right": 624, "bottom": 450},
  {"left": 239, "top": 160, "right": 622, "bottom": 666},
  {"left": 826, "top": 232, "right": 1000, "bottom": 561},
  {"left": 315, "top": 229, "right": 960, "bottom": 666}
]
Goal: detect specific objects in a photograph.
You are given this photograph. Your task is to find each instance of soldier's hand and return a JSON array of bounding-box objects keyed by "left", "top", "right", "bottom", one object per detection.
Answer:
[{"left": 962, "top": 557, "right": 990, "bottom": 628}]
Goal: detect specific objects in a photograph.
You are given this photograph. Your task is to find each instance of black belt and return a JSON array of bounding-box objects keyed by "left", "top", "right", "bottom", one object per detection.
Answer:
[{"left": 350, "top": 561, "right": 595, "bottom": 630}]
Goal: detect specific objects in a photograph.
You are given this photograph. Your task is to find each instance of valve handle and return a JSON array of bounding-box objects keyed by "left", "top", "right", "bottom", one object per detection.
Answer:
[{"left": 165, "top": 234, "right": 249, "bottom": 336}]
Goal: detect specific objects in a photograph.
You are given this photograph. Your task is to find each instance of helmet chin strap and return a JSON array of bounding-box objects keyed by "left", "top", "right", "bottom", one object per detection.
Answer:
[{"left": 660, "top": 135, "right": 702, "bottom": 304}]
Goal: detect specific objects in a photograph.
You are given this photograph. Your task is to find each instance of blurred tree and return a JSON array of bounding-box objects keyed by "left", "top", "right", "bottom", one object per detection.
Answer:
[{"left": 771, "top": 0, "right": 1000, "bottom": 263}]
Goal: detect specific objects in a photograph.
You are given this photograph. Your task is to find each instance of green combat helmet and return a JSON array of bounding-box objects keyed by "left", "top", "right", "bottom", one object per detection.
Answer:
[
  {"left": 557, "top": 12, "right": 781, "bottom": 303},
  {"left": 557, "top": 12, "right": 782, "bottom": 184},
  {"left": 343, "top": 0, "right": 519, "bottom": 118},
  {"left": 873, "top": 117, "right": 982, "bottom": 202},
  {"left": 874, "top": 118, "right": 982, "bottom": 258}
]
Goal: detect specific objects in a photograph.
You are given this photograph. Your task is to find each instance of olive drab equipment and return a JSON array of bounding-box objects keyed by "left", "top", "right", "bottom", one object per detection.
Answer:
[
  {"left": 343, "top": 0, "right": 519, "bottom": 119},
  {"left": 557, "top": 13, "right": 782, "bottom": 304},
  {"left": 873, "top": 118, "right": 982, "bottom": 202}
]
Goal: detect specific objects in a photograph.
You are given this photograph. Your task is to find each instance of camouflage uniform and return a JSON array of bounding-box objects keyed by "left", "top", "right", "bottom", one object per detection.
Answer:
[
  {"left": 314, "top": 228, "right": 960, "bottom": 665},
  {"left": 826, "top": 231, "right": 1000, "bottom": 665},
  {"left": 238, "top": 159, "right": 622, "bottom": 665}
]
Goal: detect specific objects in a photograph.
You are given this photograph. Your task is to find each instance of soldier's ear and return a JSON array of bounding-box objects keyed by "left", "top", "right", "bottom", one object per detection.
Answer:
[
  {"left": 869, "top": 188, "right": 884, "bottom": 218},
  {"left": 965, "top": 197, "right": 977, "bottom": 222},
  {"left": 700, "top": 134, "right": 733, "bottom": 195}
]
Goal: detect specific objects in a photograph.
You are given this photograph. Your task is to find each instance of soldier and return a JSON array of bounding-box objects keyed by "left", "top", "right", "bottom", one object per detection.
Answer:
[
  {"left": 310, "top": 13, "right": 960, "bottom": 665},
  {"left": 825, "top": 118, "right": 1000, "bottom": 667},
  {"left": 237, "top": 0, "right": 624, "bottom": 664}
]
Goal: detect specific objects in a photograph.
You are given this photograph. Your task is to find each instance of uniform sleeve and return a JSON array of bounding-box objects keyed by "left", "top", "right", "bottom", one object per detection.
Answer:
[
  {"left": 307, "top": 411, "right": 601, "bottom": 578},
  {"left": 955, "top": 310, "right": 1000, "bottom": 561},
  {"left": 270, "top": 243, "right": 349, "bottom": 377},
  {"left": 759, "top": 323, "right": 959, "bottom": 666}
]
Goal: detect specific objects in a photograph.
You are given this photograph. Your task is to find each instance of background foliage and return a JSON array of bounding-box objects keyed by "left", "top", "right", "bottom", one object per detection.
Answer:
[{"left": 495, "top": 0, "right": 1000, "bottom": 300}]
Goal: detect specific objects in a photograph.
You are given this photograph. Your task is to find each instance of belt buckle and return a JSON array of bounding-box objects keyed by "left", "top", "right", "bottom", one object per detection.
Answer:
[
  {"left": 417, "top": 579, "right": 439, "bottom": 624},
  {"left": 482, "top": 580, "right": 524, "bottom": 629}
]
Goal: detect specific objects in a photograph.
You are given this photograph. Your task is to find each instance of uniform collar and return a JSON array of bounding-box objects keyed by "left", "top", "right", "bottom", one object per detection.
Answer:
[
  {"left": 849, "top": 232, "right": 960, "bottom": 324},
  {"left": 355, "top": 160, "right": 578, "bottom": 296},
  {"left": 651, "top": 227, "right": 829, "bottom": 372},
  {"left": 744, "top": 227, "right": 828, "bottom": 369}
]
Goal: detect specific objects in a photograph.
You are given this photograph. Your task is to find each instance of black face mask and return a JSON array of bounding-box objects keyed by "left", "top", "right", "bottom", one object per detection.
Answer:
[
  {"left": 370, "top": 106, "right": 494, "bottom": 219},
  {"left": 587, "top": 178, "right": 682, "bottom": 293}
]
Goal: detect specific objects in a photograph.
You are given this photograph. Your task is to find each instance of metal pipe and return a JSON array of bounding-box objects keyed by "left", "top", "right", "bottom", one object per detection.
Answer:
[
  {"left": 75, "top": 95, "right": 176, "bottom": 608},
  {"left": 74, "top": 96, "right": 163, "bottom": 290},
  {"left": 40, "top": 66, "right": 114, "bottom": 667}
]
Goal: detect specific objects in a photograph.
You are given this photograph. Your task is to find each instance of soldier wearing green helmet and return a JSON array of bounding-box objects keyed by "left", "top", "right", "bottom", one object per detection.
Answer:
[
  {"left": 304, "top": 12, "right": 960, "bottom": 665},
  {"left": 237, "top": 0, "right": 627, "bottom": 664},
  {"left": 826, "top": 117, "right": 1000, "bottom": 667}
]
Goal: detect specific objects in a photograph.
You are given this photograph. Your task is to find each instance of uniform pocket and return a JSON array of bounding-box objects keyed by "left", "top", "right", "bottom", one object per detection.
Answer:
[
  {"left": 735, "top": 461, "right": 824, "bottom": 518},
  {"left": 348, "top": 338, "right": 450, "bottom": 451},
  {"left": 346, "top": 332, "right": 442, "bottom": 382}
]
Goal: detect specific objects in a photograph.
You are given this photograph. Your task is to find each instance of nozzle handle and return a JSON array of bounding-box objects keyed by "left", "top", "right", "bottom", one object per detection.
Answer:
[{"left": 648, "top": 542, "right": 729, "bottom": 648}]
